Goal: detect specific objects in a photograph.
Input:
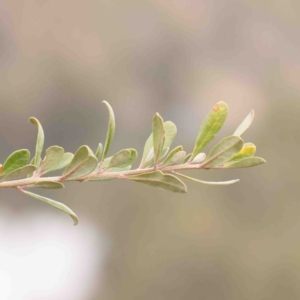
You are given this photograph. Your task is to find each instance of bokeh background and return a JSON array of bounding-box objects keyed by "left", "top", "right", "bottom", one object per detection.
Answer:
[{"left": 0, "top": 0, "right": 299, "bottom": 299}]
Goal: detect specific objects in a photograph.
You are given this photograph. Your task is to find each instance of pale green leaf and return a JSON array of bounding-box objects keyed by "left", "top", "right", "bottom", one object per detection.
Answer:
[
  {"left": 191, "top": 102, "right": 228, "bottom": 160},
  {"left": 191, "top": 153, "right": 206, "bottom": 164},
  {"left": 233, "top": 110, "right": 255, "bottom": 137},
  {"left": 62, "top": 146, "right": 98, "bottom": 180},
  {"left": 140, "top": 121, "right": 175, "bottom": 168},
  {"left": 102, "top": 101, "right": 115, "bottom": 160},
  {"left": 31, "top": 181, "right": 65, "bottom": 189},
  {"left": 127, "top": 170, "right": 187, "bottom": 193},
  {"left": 40, "top": 146, "right": 64, "bottom": 174},
  {"left": 20, "top": 189, "right": 78, "bottom": 225},
  {"left": 176, "top": 173, "right": 240, "bottom": 185},
  {"left": 95, "top": 143, "right": 103, "bottom": 160},
  {"left": 163, "top": 151, "right": 186, "bottom": 167},
  {"left": 222, "top": 157, "right": 266, "bottom": 168},
  {"left": 143, "top": 147, "right": 169, "bottom": 168},
  {"left": 43, "top": 152, "right": 74, "bottom": 174},
  {"left": 107, "top": 149, "right": 131, "bottom": 169},
  {"left": 118, "top": 149, "right": 137, "bottom": 168},
  {"left": 106, "top": 148, "right": 137, "bottom": 168},
  {"left": 228, "top": 143, "right": 256, "bottom": 163},
  {"left": 29, "top": 117, "right": 45, "bottom": 168},
  {"left": 143, "top": 147, "right": 154, "bottom": 166},
  {"left": 163, "top": 121, "right": 177, "bottom": 149},
  {"left": 1, "top": 165, "right": 36, "bottom": 181},
  {"left": 1, "top": 149, "right": 30, "bottom": 175},
  {"left": 202, "top": 136, "right": 244, "bottom": 168},
  {"left": 140, "top": 135, "right": 153, "bottom": 167},
  {"left": 152, "top": 113, "right": 165, "bottom": 168},
  {"left": 162, "top": 146, "right": 183, "bottom": 166}
]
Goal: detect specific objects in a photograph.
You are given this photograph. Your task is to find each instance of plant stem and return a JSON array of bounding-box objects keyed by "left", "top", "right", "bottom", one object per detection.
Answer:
[{"left": 0, "top": 162, "right": 211, "bottom": 189}]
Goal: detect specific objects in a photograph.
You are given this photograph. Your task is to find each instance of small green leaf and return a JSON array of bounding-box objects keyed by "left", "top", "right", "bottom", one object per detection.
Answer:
[
  {"left": 176, "top": 172, "right": 240, "bottom": 185},
  {"left": 40, "top": 146, "right": 64, "bottom": 174},
  {"left": 191, "top": 102, "right": 228, "bottom": 160},
  {"left": 20, "top": 189, "right": 78, "bottom": 225},
  {"left": 144, "top": 147, "right": 169, "bottom": 168},
  {"left": 140, "top": 136, "right": 153, "bottom": 167},
  {"left": 143, "top": 147, "right": 154, "bottom": 165},
  {"left": 191, "top": 153, "right": 206, "bottom": 164},
  {"left": 228, "top": 143, "right": 256, "bottom": 163},
  {"left": 233, "top": 110, "right": 255, "bottom": 137},
  {"left": 29, "top": 117, "right": 45, "bottom": 168},
  {"left": 140, "top": 121, "right": 175, "bottom": 168},
  {"left": 152, "top": 113, "right": 165, "bottom": 168},
  {"left": 102, "top": 101, "right": 115, "bottom": 160},
  {"left": 118, "top": 149, "right": 137, "bottom": 168},
  {"left": 1, "top": 165, "right": 36, "bottom": 181},
  {"left": 42, "top": 152, "right": 74, "bottom": 174},
  {"left": 127, "top": 170, "right": 187, "bottom": 193},
  {"left": 183, "top": 153, "right": 192, "bottom": 164},
  {"left": 107, "top": 149, "right": 131, "bottom": 169},
  {"left": 62, "top": 146, "right": 97, "bottom": 180},
  {"left": 31, "top": 181, "right": 65, "bottom": 189},
  {"left": 163, "top": 121, "right": 177, "bottom": 149},
  {"left": 202, "top": 136, "right": 244, "bottom": 168},
  {"left": 222, "top": 157, "right": 266, "bottom": 168},
  {"left": 1, "top": 149, "right": 30, "bottom": 175},
  {"left": 163, "top": 151, "right": 186, "bottom": 167},
  {"left": 162, "top": 146, "right": 183, "bottom": 166},
  {"left": 95, "top": 143, "right": 103, "bottom": 160}
]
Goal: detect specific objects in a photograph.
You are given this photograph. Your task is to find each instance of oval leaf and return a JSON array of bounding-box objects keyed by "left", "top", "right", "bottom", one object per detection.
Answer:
[
  {"left": 228, "top": 142, "right": 256, "bottom": 163},
  {"left": 20, "top": 189, "right": 78, "bottom": 225},
  {"left": 43, "top": 152, "right": 74, "bottom": 174},
  {"left": 233, "top": 110, "right": 255, "bottom": 137},
  {"left": 144, "top": 147, "right": 169, "bottom": 168},
  {"left": 191, "top": 153, "right": 207, "bottom": 164},
  {"left": 191, "top": 102, "right": 228, "bottom": 160},
  {"left": 202, "top": 136, "right": 244, "bottom": 168},
  {"left": 222, "top": 157, "right": 266, "bottom": 168},
  {"left": 40, "top": 146, "right": 64, "bottom": 174},
  {"left": 1, "top": 149, "right": 30, "bottom": 176},
  {"left": 1, "top": 165, "right": 36, "bottom": 181},
  {"left": 127, "top": 170, "right": 187, "bottom": 193},
  {"left": 118, "top": 149, "right": 137, "bottom": 168},
  {"left": 140, "top": 121, "right": 175, "bottom": 168},
  {"left": 162, "top": 146, "right": 183, "bottom": 166},
  {"left": 102, "top": 101, "right": 115, "bottom": 160},
  {"left": 31, "top": 181, "right": 65, "bottom": 189},
  {"left": 163, "top": 151, "right": 186, "bottom": 167},
  {"left": 62, "top": 146, "right": 98, "bottom": 180},
  {"left": 163, "top": 121, "right": 177, "bottom": 149},
  {"left": 107, "top": 149, "right": 132, "bottom": 169},
  {"left": 29, "top": 117, "right": 45, "bottom": 168},
  {"left": 152, "top": 113, "right": 165, "bottom": 168}
]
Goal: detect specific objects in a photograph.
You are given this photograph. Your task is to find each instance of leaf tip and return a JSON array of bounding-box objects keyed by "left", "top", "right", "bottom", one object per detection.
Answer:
[
  {"left": 72, "top": 216, "right": 79, "bottom": 226},
  {"left": 28, "top": 117, "right": 38, "bottom": 125}
]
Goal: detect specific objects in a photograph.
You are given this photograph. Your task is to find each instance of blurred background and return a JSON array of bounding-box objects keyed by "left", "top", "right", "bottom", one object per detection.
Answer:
[{"left": 0, "top": 0, "right": 299, "bottom": 299}]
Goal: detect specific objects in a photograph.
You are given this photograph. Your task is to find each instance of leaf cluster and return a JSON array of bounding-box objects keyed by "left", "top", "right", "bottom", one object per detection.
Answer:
[{"left": 0, "top": 102, "right": 265, "bottom": 225}]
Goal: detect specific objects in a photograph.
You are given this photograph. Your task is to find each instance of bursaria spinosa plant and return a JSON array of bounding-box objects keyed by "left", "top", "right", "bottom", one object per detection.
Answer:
[{"left": 0, "top": 101, "right": 266, "bottom": 225}]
